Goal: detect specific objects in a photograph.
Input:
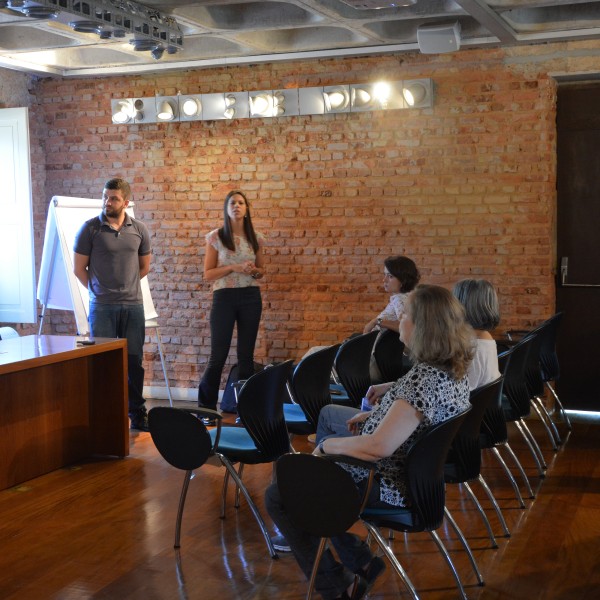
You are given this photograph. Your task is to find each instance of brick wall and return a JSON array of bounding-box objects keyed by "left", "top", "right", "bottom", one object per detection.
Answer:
[{"left": 4, "top": 41, "right": 588, "bottom": 393}]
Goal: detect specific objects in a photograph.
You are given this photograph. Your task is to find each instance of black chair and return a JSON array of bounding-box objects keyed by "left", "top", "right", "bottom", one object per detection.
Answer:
[
  {"left": 536, "top": 312, "right": 571, "bottom": 430},
  {"left": 444, "top": 377, "right": 511, "bottom": 548},
  {"left": 275, "top": 452, "right": 378, "bottom": 600},
  {"left": 283, "top": 344, "right": 341, "bottom": 436},
  {"left": 499, "top": 335, "right": 548, "bottom": 476},
  {"left": 360, "top": 409, "right": 484, "bottom": 600},
  {"left": 148, "top": 406, "right": 222, "bottom": 548},
  {"left": 334, "top": 330, "right": 379, "bottom": 408},
  {"left": 480, "top": 353, "right": 534, "bottom": 503},
  {"left": 208, "top": 360, "right": 295, "bottom": 559},
  {"left": 372, "top": 328, "right": 410, "bottom": 382}
]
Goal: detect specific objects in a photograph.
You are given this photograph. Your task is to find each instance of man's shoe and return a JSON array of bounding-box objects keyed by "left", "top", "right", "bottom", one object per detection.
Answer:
[
  {"left": 355, "top": 556, "right": 385, "bottom": 592},
  {"left": 130, "top": 413, "right": 149, "bottom": 432},
  {"left": 271, "top": 534, "right": 291, "bottom": 553}
]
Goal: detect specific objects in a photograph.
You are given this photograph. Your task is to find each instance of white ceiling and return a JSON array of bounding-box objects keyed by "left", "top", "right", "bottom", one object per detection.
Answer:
[{"left": 2, "top": 0, "right": 600, "bottom": 77}]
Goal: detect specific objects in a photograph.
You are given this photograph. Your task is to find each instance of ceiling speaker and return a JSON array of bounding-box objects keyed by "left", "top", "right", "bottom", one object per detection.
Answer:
[{"left": 417, "top": 21, "right": 461, "bottom": 54}]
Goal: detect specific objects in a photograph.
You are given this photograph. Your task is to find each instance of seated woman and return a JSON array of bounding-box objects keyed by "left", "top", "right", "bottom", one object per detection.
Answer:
[
  {"left": 265, "top": 284, "right": 474, "bottom": 600},
  {"left": 363, "top": 255, "right": 420, "bottom": 334},
  {"left": 453, "top": 279, "right": 501, "bottom": 390}
]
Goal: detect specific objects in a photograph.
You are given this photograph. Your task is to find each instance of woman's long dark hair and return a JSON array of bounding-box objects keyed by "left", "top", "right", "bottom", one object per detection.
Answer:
[{"left": 218, "top": 190, "right": 260, "bottom": 253}]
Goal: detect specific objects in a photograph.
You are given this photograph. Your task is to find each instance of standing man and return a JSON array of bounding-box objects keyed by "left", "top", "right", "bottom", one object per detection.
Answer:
[{"left": 73, "top": 178, "right": 152, "bottom": 431}]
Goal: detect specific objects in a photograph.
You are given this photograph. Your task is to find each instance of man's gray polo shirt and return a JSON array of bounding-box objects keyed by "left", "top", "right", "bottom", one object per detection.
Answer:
[{"left": 73, "top": 212, "right": 151, "bottom": 305}]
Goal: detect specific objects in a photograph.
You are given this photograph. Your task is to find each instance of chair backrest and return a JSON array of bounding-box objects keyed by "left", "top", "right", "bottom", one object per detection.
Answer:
[
  {"left": 149, "top": 407, "right": 214, "bottom": 471},
  {"left": 479, "top": 375, "right": 510, "bottom": 447},
  {"left": 521, "top": 328, "right": 546, "bottom": 398},
  {"left": 276, "top": 453, "right": 363, "bottom": 538},
  {"left": 291, "top": 344, "right": 341, "bottom": 428},
  {"left": 501, "top": 335, "right": 534, "bottom": 419},
  {"left": 334, "top": 330, "right": 379, "bottom": 407},
  {"left": 237, "top": 360, "right": 295, "bottom": 461},
  {"left": 446, "top": 377, "right": 504, "bottom": 481},
  {"left": 404, "top": 408, "right": 470, "bottom": 531},
  {"left": 538, "top": 312, "right": 563, "bottom": 383},
  {"left": 373, "top": 329, "right": 407, "bottom": 382}
]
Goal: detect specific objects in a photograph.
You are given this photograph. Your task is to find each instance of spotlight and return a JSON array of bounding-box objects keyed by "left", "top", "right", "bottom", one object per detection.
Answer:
[
  {"left": 402, "top": 80, "right": 432, "bottom": 108},
  {"left": 156, "top": 98, "right": 177, "bottom": 121},
  {"left": 323, "top": 87, "right": 350, "bottom": 112},
  {"left": 224, "top": 95, "right": 236, "bottom": 119},
  {"left": 351, "top": 87, "right": 372, "bottom": 109},
  {"left": 111, "top": 99, "right": 134, "bottom": 124},
  {"left": 181, "top": 97, "right": 201, "bottom": 118}
]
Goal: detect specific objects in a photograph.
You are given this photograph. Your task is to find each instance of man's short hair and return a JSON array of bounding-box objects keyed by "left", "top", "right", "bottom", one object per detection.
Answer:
[{"left": 104, "top": 178, "right": 131, "bottom": 201}]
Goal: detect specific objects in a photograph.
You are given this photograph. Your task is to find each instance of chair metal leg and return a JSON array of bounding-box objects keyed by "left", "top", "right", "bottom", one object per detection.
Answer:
[
  {"left": 429, "top": 528, "right": 470, "bottom": 599},
  {"left": 444, "top": 507, "right": 485, "bottom": 587},
  {"left": 307, "top": 538, "right": 327, "bottom": 600},
  {"left": 461, "top": 482, "right": 498, "bottom": 548},
  {"left": 530, "top": 397, "right": 560, "bottom": 449},
  {"left": 234, "top": 463, "right": 245, "bottom": 508},
  {"left": 217, "top": 454, "right": 278, "bottom": 559},
  {"left": 174, "top": 470, "right": 193, "bottom": 548},
  {"left": 477, "top": 475, "right": 511, "bottom": 537},
  {"left": 500, "top": 442, "right": 535, "bottom": 499},
  {"left": 519, "top": 417, "right": 548, "bottom": 468},
  {"left": 490, "top": 446, "right": 528, "bottom": 504},
  {"left": 545, "top": 381, "right": 572, "bottom": 430},
  {"left": 361, "top": 522, "right": 419, "bottom": 600},
  {"left": 534, "top": 394, "right": 562, "bottom": 445},
  {"left": 513, "top": 420, "right": 546, "bottom": 476}
]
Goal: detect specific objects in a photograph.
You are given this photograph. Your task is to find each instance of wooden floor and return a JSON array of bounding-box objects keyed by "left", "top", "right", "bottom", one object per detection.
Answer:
[{"left": 1, "top": 405, "right": 600, "bottom": 600}]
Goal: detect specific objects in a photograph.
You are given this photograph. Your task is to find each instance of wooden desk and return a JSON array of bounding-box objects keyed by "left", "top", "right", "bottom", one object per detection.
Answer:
[{"left": 0, "top": 335, "right": 128, "bottom": 490}]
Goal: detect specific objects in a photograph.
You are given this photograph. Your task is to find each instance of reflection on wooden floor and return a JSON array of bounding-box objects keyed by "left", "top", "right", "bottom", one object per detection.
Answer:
[{"left": 1, "top": 406, "right": 600, "bottom": 599}]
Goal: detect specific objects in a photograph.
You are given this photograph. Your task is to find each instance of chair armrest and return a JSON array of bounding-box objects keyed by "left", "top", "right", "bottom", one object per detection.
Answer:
[
  {"left": 322, "top": 453, "right": 377, "bottom": 511},
  {"left": 181, "top": 408, "right": 223, "bottom": 448}
]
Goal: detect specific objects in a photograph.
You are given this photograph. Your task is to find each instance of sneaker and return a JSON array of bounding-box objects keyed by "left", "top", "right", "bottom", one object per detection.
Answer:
[
  {"left": 355, "top": 556, "right": 385, "bottom": 592},
  {"left": 201, "top": 417, "right": 217, "bottom": 427},
  {"left": 130, "top": 412, "right": 149, "bottom": 432},
  {"left": 271, "top": 534, "right": 291, "bottom": 553}
]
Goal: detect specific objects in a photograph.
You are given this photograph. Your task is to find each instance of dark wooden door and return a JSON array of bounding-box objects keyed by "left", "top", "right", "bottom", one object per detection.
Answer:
[{"left": 556, "top": 83, "right": 600, "bottom": 410}]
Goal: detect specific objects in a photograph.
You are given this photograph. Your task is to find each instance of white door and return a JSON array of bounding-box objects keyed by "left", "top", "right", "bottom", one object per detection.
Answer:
[{"left": 0, "top": 107, "right": 36, "bottom": 324}]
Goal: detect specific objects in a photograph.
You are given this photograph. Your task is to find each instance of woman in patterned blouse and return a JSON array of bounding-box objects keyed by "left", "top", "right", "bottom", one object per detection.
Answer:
[
  {"left": 197, "top": 190, "right": 265, "bottom": 421},
  {"left": 265, "top": 284, "right": 474, "bottom": 600}
]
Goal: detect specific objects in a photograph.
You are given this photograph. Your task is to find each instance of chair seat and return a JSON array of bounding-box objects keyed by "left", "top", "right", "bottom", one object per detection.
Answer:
[
  {"left": 209, "top": 427, "right": 266, "bottom": 464},
  {"left": 361, "top": 506, "right": 419, "bottom": 530},
  {"left": 283, "top": 404, "right": 313, "bottom": 434}
]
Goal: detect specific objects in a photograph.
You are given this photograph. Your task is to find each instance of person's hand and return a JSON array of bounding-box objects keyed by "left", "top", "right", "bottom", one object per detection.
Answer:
[
  {"left": 347, "top": 411, "right": 369, "bottom": 435},
  {"left": 365, "top": 384, "right": 388, "bottom": 404}
]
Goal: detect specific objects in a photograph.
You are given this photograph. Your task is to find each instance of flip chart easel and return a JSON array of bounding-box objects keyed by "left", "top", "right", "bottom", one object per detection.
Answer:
[{"left": 36, "top": 196, "right": 173, "bottom": 406}]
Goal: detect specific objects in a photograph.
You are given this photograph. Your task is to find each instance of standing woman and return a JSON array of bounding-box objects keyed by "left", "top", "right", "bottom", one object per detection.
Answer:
[{"left": 198, "top": 190, "right": 265, "bottom": 421}]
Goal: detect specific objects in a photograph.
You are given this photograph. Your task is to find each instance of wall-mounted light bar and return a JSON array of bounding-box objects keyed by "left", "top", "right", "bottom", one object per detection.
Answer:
[{"left": 111, "top": 79, "right": 434, "bottom": 125}]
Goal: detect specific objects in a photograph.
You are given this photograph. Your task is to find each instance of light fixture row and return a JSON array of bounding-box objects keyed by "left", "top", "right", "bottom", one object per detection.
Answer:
[
  {"left": 4, "top": 0, "right": 183, "bottom": 59},
  {"left": 111, "top": 79, "right": 434, "bottom": 125}
]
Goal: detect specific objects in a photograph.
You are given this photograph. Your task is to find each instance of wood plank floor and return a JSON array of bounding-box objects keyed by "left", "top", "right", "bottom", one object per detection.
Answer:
[{"left": 1, "top": 405, "right": 599, "bottom": 600}]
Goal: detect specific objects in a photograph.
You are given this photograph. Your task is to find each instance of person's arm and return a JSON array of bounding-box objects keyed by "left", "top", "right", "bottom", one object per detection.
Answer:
[
  {"left": 378, "top": 318, "right": 400, "bottom": 332},
  {"left": 73, "top": 252, "right": 90, "bottom": 288},
  {"left": 139, "top": 254, "right": 151, "bottom": 279},
  {"left": 363, "top": 317, "right": 378, "bottom": 333},
  {"left": 249, "top": 243, "right": 265, "bottom": 279},
  {"left": 314, "top": 398, "right": 423, "bottom": 461},
  {"left": 203, "top": 239, "right": 251, "bottom": 282}
]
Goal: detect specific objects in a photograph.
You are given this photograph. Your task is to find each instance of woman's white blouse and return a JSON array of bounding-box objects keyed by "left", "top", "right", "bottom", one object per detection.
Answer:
[{"left": 206, "top": 229, "right": 263, "bottom": 291}]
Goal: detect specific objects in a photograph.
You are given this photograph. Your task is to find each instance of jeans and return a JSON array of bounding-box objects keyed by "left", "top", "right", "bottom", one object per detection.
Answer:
[
  {"left": 316, "top": 404, "right": 361, "bottom": 443},
  {"left": 198, "top": 286, "right": 262, "bottom": 410},
  {"left": 89, "top": 302, "right": 146, "bottom": 417}
]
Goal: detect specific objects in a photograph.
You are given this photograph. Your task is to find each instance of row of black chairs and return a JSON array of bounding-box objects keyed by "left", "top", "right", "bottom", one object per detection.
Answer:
[{"left": 148, "top": 312, "right": 569, "bottom": 599}]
